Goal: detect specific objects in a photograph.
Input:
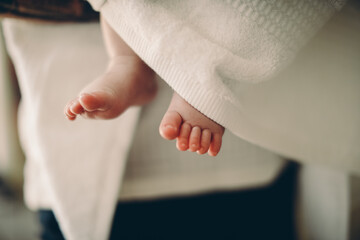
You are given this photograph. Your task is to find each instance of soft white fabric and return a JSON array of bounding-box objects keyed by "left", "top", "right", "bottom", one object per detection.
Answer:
[
  {"left": 2, "top": 21, "right": 141, "bottom": 240},
  {"left": 92, "top": 0, "right": 360, "bottom": 174},
  {"left": 2, "top": 19, "right": 285, "bottom": 240}
]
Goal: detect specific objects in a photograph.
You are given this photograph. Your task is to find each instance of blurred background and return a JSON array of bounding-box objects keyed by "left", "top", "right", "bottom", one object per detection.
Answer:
[{"left": 0, "top": 22, "right": 40, "bottom": 240}]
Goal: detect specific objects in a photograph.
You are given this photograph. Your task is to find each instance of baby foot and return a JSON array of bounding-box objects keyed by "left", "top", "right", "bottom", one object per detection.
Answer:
[
  {"left": 159, "top": 92, "right": 225, "bottom": 156},
  {"left": 65, "top": 56, "right": 157, "bottom": 120}
]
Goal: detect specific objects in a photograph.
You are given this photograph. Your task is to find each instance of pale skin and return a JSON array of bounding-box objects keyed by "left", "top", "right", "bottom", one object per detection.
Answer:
[{"left": 64, "top": 16, "right": 224, "bottom": 156}]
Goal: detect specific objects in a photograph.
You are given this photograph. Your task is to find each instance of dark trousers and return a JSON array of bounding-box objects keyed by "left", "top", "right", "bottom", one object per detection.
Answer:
[{"left": 38, "top": 162, "right": 297, "bottom": 240}]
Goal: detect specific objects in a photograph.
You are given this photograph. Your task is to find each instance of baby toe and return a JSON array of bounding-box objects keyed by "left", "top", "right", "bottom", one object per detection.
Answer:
[
  {"left": 70, "top": 100, "right": 84, "bottom": 115},
  {"left": 64, "top": 100, "right": 78, "bottom": 120},
  {"left": 176, "top": 123, "right": 191, "bottom": 151},
  {"left": 79, "top": 93, "right": 104, "bottom": 112},
  {"left": 197, "top": 129, "right": 211, "bottom": 155},
  {"left": 65, "top": 108, "right": 76, "bottom": 120},
  {"left": 159, "top": 110, "right": 182, "bottom": 140},
  {"left": 208, "top": 133, "right": 222, "bottom": 156},
  {"left": 189, "top": 126, "right": 201, "bottom": 152}
]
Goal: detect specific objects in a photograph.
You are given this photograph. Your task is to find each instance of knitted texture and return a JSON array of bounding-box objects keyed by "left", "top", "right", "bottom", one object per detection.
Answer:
[
  {"left": 225, "top": 0, "right": 337, "bottom": 51},
  {"left": 88, "top": 0, "right": 345, "bottom": 83},
  {"left": 155, "top": 0, "right": 342, "bottom": 82}
]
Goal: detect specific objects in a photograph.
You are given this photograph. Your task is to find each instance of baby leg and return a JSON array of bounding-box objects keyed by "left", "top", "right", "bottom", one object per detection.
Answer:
[{"left": 65, "top": 15, "right": 157, "bottom": 120}]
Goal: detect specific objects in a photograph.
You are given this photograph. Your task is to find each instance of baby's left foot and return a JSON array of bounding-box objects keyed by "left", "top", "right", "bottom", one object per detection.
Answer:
[
  {"left": 159, "top": 92, "right": 224, "bottom": 156},
  {"left": 64, "top": 56, "right": 157, "bottom": 120}
]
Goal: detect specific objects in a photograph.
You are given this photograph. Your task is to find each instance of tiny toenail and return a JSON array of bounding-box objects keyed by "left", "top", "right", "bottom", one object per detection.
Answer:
[
  {"left": 165, "top": 124, "right": 175, "bottom": 130},
  {"left": 191, "top": 144, "right": 197, "bottom": 148}
]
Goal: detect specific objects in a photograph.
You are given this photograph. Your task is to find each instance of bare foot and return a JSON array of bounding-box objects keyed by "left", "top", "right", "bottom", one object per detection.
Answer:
[
  {"left": 65, "top": 56, "right": 157, "bottom": 120},
  {"left": 159, "top": 92, "right": 225, "bottom": 156}
]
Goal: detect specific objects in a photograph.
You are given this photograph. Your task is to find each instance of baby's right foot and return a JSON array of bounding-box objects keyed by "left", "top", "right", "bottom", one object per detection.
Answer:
[
  {"left": 65, "top": 56, "right": 157, "bottom": 120},
  {"left": 159, "top": 92, "right": 225, "bottom": 156}
]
